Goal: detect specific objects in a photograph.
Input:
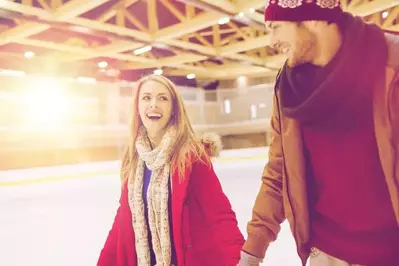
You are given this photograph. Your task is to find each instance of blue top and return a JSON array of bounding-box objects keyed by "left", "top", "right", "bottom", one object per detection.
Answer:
[{"left": 143, "top": 164, "right": 177, "bottom": 266}]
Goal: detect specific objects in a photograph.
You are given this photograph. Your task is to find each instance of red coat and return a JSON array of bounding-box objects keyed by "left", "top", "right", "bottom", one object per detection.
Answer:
[{"left": 97, "top": 153, "right": 244, "bottom": 265}]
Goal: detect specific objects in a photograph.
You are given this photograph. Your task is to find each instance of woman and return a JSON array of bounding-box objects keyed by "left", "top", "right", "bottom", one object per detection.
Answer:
[{"left": 97, "top": 74, "right": 244, "bottom": 266}]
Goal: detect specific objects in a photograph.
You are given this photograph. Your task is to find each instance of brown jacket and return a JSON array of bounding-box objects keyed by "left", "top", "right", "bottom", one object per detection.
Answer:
[{"left": 243, "top": 33, "right": 399, "bottom": 266}]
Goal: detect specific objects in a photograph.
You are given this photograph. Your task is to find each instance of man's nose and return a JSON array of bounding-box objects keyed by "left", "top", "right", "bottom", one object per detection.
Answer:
[
  {"left": 269, "top": 33, "right": 279, "bottom": 50},
  {"left": 270, "top": 38, "right": 279, "bottom": 50}
]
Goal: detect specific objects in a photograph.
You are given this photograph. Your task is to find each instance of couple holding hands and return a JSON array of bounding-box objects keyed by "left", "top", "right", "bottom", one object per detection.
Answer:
[{"left": 98, "top": 1, "right": 399, "bottom": 265}]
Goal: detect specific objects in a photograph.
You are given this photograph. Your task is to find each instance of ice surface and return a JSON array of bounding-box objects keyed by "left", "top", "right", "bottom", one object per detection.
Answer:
[{"left": 0, "top": 151, "right": 302, "bottom": 266}]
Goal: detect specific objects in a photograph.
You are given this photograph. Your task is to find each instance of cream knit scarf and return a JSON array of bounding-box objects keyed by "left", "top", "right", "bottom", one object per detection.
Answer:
[{"left": 128, "top": 126, "right": 177, "bottom": 266}]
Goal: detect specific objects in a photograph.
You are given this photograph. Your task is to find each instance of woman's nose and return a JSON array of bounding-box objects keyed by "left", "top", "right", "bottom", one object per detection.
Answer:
[{"left": 149, "top": 98, "right": 157, "bottom": 108}]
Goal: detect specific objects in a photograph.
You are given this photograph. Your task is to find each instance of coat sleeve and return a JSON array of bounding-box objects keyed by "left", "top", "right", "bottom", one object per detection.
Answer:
[
  {"left": 191, "top": 159, "right": 245, "bottom": 265},
  {"left": 242, "top": 94, "right": 286, "bottom": 259},
  {"left": 97, "top": 184, "right": 126, "bottom": 266},
  {"left": 98, "top": 150, "right": 130, "bottom": 266},
  {"left": 97, "top": 207, "right": 120, "bottom": 266}
]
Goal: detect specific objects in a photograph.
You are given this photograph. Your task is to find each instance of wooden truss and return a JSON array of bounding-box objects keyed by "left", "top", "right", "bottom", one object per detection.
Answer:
[{"left": 0, "top": 0, "right": 397, "bottom": 80}]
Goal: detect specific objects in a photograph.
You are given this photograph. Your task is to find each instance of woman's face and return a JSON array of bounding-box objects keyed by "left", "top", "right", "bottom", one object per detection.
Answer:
[{"left": 138, "top": 80, "right": 173, "bottom": 138}]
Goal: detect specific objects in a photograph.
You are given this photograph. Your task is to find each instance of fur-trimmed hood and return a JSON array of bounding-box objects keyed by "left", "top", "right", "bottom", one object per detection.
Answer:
[{"left": 198, "top": 132, "right": 222, "bottom": 157}]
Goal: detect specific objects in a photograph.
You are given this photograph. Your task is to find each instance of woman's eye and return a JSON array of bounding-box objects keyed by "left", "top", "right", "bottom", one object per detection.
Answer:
[
  {"left": 142, "top": 96, "right": 150, "bottom": 100},
  {"left": 160, "top": 96, "right": 168, "bottom": 101}
]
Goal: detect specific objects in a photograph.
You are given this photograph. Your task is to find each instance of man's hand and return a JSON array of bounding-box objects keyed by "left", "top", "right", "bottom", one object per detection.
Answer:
[{"left": 236, "top": 250, "right": 262, "bottom": 266}]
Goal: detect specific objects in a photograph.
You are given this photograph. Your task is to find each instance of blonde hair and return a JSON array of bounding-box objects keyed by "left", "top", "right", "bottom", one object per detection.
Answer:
[{"left": 121, "top": 74, "right": 209, "bottom": 182}]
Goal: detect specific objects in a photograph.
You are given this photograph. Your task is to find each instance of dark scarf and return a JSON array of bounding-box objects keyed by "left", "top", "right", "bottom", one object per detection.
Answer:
[{"left": 277, "top": 13, "right": 388, "bottom": 130}]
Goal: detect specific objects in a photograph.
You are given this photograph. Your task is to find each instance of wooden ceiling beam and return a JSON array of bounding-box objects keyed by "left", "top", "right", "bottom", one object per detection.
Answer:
[
  {"left": 163, "top": 63, "right": 278, "bottom": 80},
  {"left": 345, "top": 0, "right": 398, "bottom": 17},
  {"left": 17, "top": 38, "right": 156, "bottom": 64},
  {"left": 97, "top": 0, "right": 140, "bottom": 22},
  {"left": 119, "top": 54, "right": 209, "bottom": 69},
  {"left": 1, "top": 0, "right": 398, "bottom": 80},
  {"left": 0, "top": 0, "right": 112, "bottom": 46},
  {"left": 160, "top": 0, "right": 187, "bottom": 21},
  {"left": 383, "top": 6, "right": 399, "bottom": 28},
  {"left": 154, "top": 12, "right": 223, "bottom": 40},
  {"left": 147, "top": 0, "right": 159, "bottom": 33}
]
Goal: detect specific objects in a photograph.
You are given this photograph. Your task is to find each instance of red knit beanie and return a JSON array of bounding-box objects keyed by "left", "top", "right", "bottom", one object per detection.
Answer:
[{"left": 264, "top": 0, "right": 344, "bottom": 22}]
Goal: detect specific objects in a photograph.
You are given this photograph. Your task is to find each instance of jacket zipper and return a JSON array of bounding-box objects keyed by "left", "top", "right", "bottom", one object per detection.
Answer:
[
  {"left": 274, "top": 89, "right": 304, "bottom": 264},
  {"left": 388, "top": 71, "right": 398, "bottom": 146},
  {"left": 387, "top": 70, "right": 399, "bottom": 208}
]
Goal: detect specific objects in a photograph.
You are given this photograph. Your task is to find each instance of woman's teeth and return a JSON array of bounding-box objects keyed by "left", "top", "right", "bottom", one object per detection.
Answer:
[{"left": 147, "top": 113, "right": 162, "bottom": 120}]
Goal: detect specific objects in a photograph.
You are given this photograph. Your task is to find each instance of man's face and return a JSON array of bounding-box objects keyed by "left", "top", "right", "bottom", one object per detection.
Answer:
[{"left": 266, "top": 21, "right": 316, "bottom": 67}]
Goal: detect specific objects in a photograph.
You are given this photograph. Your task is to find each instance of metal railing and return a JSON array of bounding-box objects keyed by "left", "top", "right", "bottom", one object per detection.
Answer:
[{"left": 0, "top": 75, "right": 274, "bottom": 150}]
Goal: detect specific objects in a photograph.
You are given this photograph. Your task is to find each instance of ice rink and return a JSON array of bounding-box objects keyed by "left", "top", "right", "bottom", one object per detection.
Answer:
[{"left": 0, "top": 147, "right": 302, "bottom": 266}]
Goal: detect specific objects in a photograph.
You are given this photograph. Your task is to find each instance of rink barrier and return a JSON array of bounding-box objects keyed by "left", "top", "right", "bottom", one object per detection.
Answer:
[
  {"left": 0, "top": 170, "right": 117, "bottom": 187},
  {"left": 0, "top": 150, "right": 268, "bottom": 187}
]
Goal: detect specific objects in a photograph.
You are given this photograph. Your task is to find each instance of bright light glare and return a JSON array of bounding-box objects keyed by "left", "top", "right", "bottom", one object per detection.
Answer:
[
  {"left": 186, "top": 73, "right": 196, "bottom": 79},
  {"left": 97, "top": 61, "right": 108, "bottom": 68},
  {"left": 224, "top": 99, "right": 231, "bottom": 114},
  {"left": 24, "top": 51, "right": 35, "bottom": 58},
  {"left": 382, "top": 11, "right": 389, "bottom": 19},
  {"left": 21, "top": 77, "right": 71, "bottom": 130},
  {"left": 250, "top": 104, "right": 257, "bottom": 119},
  {"left": 154, "top": 69, "right": 163, "bottom": 75},
  {"left": 0, "top": 69, "right": 25, "bottom": 77},
  {"left": 134, "top": 45, "right": 152, "bottom": 55},
  {"left": 76, "top": 77, "right": 96, "bottom": 83},
  {"left": 218, "top": 17, "right": 230, "bottom": 25}
]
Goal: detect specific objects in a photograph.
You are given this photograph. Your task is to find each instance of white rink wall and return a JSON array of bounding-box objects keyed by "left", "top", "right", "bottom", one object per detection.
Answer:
[
  {"left": 220, "top": 146, "right": 268, "bottom": 157},
  {"left": 0, "top": 146, "right": 269, "bottom": 185}
]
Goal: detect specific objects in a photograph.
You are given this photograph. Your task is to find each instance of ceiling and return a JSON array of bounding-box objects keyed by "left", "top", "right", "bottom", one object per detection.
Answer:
[{"left": 0, "top": 0, "right": 398, "bottom": 84}]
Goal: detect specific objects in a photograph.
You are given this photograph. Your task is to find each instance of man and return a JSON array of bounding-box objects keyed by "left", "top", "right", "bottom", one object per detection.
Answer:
[{"left": 238, "top": 0, "right": 399, "bottom": 266}]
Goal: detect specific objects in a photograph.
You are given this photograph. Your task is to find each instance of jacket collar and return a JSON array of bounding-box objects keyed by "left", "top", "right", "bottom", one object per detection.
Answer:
[{"left": 385, "top": 32, "right": 399, "bottom": 69}]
